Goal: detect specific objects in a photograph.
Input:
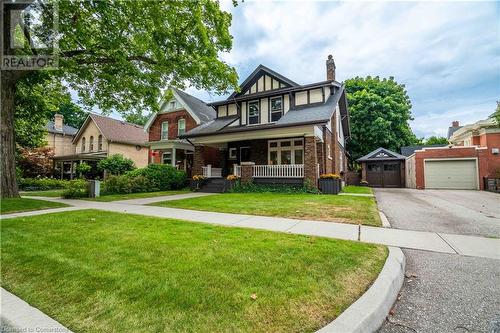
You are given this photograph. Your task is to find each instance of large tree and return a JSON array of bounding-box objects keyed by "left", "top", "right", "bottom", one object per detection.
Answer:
[
  {"left": 424, "top": 136, "right": 448, "bottom": 145},
  {"left": 492, "top": 101, "right": 500, "bottom": 125},
  {"left": 345, "top": 76, "right": 418, "bottom": 165},
  {"left": 1, "top": 0, "right": 238, "bottom": 197}
]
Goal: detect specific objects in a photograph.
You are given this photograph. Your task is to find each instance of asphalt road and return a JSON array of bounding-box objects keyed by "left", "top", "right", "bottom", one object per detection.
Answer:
[{"left": 376, "top": 189, "right": 500, "bottom": 333}]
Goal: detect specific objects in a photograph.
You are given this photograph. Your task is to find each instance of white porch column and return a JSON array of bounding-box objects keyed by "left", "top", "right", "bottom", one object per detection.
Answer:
[{"left": 172, "top": 148, "right": 176, "bottom": 168}]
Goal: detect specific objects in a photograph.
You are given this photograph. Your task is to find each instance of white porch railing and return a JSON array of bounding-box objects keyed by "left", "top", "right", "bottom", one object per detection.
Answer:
[
  {"left": 233, "top": 165, "right": 241, "bottom": 177},
  {"left": 252, "top": 164, "right": 304, "bottom": 178},
  {"left": 202, "top": 165, "right": 222, "bottom": 178}
]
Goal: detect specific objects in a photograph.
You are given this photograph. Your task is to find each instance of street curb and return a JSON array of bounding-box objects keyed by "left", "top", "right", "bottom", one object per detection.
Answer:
[
  {"left": 1, "top": 288, "right": 73, "bottom": 333},
  {"left": 316, "top": 246, "right": 405, "bottom": 333},
  {"left": 379, "top": 211, "right": 391, "bottom": 228}
]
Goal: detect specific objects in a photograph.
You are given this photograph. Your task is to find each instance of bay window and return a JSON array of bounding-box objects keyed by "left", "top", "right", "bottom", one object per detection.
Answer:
[
  {"left": 268, "top": 138, "right": 304, "bottom": 165},
  {"left": 248, "top": 100, "right": 259, "bottom": 125}
]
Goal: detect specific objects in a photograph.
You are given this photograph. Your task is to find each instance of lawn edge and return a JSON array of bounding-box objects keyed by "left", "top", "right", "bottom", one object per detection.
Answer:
[
  {"left": 0, "top": 288, "right": 74, "bottom": 333},
  {"left": 316, "top": 246, "right": 405, "bottom": 333}
]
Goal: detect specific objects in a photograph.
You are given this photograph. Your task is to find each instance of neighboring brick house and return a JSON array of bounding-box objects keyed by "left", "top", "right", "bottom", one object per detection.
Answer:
[
  {"left": 144, "top": 88, "right": 219, "bottom": 177},
  {"left": 45, "top": 114, "right": 78, "bottom": 157},
  {"left": 53, "top": 114, "right": 148, "bottom": 179},
  {"left": 180, "top": 55, "right": 350, "bottom": 189},
  {"left": 406, "top": 118, "right": 500, "bottom": 190}
]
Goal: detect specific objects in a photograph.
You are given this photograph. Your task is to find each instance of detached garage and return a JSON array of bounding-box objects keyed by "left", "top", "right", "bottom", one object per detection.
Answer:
[
  {"left": 424, "top": 159, "right": 478, "bottom": 189},
  {"left": 357, "top": 148, "right": 406, "bottom": 188}
]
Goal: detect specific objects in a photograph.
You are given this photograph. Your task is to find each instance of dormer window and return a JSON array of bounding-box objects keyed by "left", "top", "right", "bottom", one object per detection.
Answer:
[
  {"left": 270, "top": 96, "right": 283, "bottom": 122},
  {"left": 248, "top": 101, "right": 259, "bottom": 125}
]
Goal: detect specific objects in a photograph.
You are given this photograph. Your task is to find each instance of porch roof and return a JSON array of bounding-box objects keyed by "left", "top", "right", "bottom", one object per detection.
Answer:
[{"left": 53, "top": 152, "right": 107, "bottom": 161}]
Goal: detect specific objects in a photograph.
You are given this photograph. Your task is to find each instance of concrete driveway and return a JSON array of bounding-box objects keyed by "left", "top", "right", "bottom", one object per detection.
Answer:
[
  {"left": 375, "top": 188, "right": 500, "bottom": 238},
  {"left": 377, "top": 189, "right": 500, "bottom": 333}
]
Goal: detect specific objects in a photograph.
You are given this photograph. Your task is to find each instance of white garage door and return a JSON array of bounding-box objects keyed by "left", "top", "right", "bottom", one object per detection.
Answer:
[{"left": 424, "top": 159, "right": 478, "bottom": 190}]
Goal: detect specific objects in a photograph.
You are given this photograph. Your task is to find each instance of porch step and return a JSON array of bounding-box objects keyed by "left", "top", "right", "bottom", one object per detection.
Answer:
[{"left": 199, "top": 178, "right": 228, "bottom": 193}]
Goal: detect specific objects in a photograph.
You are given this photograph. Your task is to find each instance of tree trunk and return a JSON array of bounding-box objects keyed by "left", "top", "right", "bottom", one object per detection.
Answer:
[{"left": 1, "top": 71, "right": 20, "bottom": 198}]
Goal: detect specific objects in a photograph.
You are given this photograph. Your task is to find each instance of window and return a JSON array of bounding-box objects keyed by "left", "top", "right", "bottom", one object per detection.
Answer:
[
  {"left": 268, "top": 138, "right": 304, "bottom": 165},
  {"left": 98, "top": 135, "right": 103, "bottom": 151},
  {"left": 327, "top": 144, "right": 332, "bottom": 159},
  {"left": 178, "top": 119, "right": 186, "bottom": 136},
  {"left": 161, "top": 121, "right": 169, "bottom": 140},
  {"left": 229, "top": 147, "right": 237, "bottom": 160},
  {"left": 162, "top": 151, "right": 172, "bottom": 165},
  {"left": 270, "top": 96, "right": 283, "bottom": 122},
  {"left": 89, "top": 136, "right": 94, "bottom": 151},
  {"left": 248, "top": 100, "right": 259, "bottom": 125},
  {"left": 81, "top": 137, "right": 86, "bottom": 152},
  {"left": 169, "top": 101, "right": 176, "bottom": 109},
  {"left": 368, "top": 163, "right": 381, "bottom": 172}
]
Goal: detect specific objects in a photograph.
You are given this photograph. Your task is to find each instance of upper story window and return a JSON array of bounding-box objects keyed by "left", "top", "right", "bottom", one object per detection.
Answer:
[
  {"left": 98, "top": 135, "right": 103, "bottom": 151},
  {"left": 81, "top": 137, "right": 86, "bottom": 152},
  {"left": 248, "top": 100, "right": 259, "bottom": 125},
  {"left": 178, "top": 119, "right": 186, "bottom": 136},
  {"left": 270, "top": 96, "right": 283, "bottom": 122},
  {"left": 161, "top": 121, "right": 169, "bottom": 140},
  {"left": 89, "top": 136, "right": 94, "bottom": 151}
]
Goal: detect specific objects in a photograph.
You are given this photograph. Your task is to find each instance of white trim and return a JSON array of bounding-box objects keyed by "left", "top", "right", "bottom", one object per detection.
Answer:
[
  {"left": 268, "top": 138, "right": 304, "bottom": 165},
  {"left": 229, "top": 147, "right": 237, "bottom": 160},
  {"left": 178, "top": 118, "right": 186, "bottom": 136},
  {"left": 423, "top": 157, "right": 479, "bottom": 190},
  {"left": 161, "top": 121, "right": 169, "bottom": 141}
]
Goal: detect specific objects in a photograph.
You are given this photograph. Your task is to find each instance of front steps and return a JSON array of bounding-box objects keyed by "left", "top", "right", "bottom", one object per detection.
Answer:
[{"left": 198, "top": 178, "right": 229, "bottom": 193}]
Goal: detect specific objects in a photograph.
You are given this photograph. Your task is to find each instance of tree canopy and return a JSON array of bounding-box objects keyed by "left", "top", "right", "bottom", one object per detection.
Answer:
[
  {"left": 424, "top": 136, "right": 449, "bottom": 145},
  {"left": 344, "top": 76, "right": 419, "bottom": 164},
  {"left": 492, "top": 101, "right": 500, "bottom": 124},
  {"left": 1, "top": 0, "right": 239, "bottom": 197}
]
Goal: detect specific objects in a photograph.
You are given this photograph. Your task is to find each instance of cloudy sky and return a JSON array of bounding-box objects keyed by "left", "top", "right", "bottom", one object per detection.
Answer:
[{"left": 186, "top": 0, "right": 499, "bottom": 138}]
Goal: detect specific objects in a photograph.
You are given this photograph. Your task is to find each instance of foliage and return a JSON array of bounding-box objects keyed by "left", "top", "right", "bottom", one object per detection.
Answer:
[
  {"left": 424, "top": 136, "right": 448, "bottom": 145},
  {"left": 62, "top": 180, "right": 88, "bottom": 198},
  {"left": 17, "top": 147, "right": 54, "bottom": 178},
  {"left": 345, "top": 76, "right": 419, "bottom": 166},
  {"left": 126, "top": 164, "right": 187, "bottom": 191},
  {"left": 320, "top": 173, "right": 341, "bottom": 179},
  {"left": 75, "top": 162, "right": 92, "bottom": 178},
  {"left": 491, "top": 101, "right": 500, "bottom": 125},
  {"left": 226, "top": 175, "right": 239, "bottom": 181},
  {"left": 231, "top": 181, "right": 320, "bottom": 194},
  {"left": 98, "top": 154, "right": 135, "bottom": 176},
  {"left": 19, "top": 178, "right": 69, "bottom": 191},
  {"left": 57, "top": 102, "right": 88, "bottom": 128},
  {"left": 192, "top": 175, "right": 206, "bottom": 181},
  {"left": 124, "top": 111, "right": 151, "bottom": 126},
  {"left": 102, "top": 175, "right": 152, "bottom": 195}
]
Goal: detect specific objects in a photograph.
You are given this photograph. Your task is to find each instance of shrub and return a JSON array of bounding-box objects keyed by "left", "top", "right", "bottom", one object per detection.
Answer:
[
  {"left": 226, "top": 175, "right": 239, "bottom": 181},
  {"left": 19, "top": 177, "right": 70, "bottom": 191},
  {"left": 76, "top": 162, "right": 92, "bottom": 178},
  {"left": 17, "top": 147, "right": 54, "bottom": 178},
  {"left": 320, "top": 173, "right": 341, "bottom": 179},
  {"left": 231, "top": 181, "right": 320, "bottom": 194},
  {"left": 98, "top": 154, "right": 135, "bottom": 176},
  {"left": 62, "top": 179, "right": 88, "bottom": 198},
  {"left": 192, "top": 175, "right": 205, "bottom": 181},
  {"left": 126, "top": 164, "right": 186, "bottom": 190},
  {"left": 102, "top": 175, "right": 152, "bottom": 194}
]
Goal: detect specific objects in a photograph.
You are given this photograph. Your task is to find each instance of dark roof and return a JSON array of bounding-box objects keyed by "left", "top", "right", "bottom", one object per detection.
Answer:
[
  {"left": 74, "top": 114, "right": 148, "bottom": 146},
  {"left": 447, "top": 125, "right": 463, "bottom": 139},
  {"left": 46, "top": 121, "right": 78, "bottom": 136},
  {"left": 182, "top": 86, "right": 346, "bottom": 138},
  {"left": 228, "top": 64, "right": 299, "bottom": 99},
  {"left": 400, "top": 144, "right": 447, "bottom": 157},
  {"left": 357, "top": 147, "right": 406, "bottom": 162},
  {"left": 173, "top": 88, "right": 216, "bottom": 123}
]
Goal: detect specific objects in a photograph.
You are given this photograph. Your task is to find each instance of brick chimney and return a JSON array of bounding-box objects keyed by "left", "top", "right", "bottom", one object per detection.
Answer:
[
  {"left": 54, "top": 114, "right": 64, "bottom": 131},
  {"left": 452, "top": 121, "right": 459, "bottom": 127},
  {"left": 326, "top": 54, "right": 336, "bottom": 81}
]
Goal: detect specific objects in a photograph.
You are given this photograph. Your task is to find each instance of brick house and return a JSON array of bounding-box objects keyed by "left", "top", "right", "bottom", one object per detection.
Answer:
[
  {"left": 53, "top": 114, "right": 149, "bottom": 179},
  {"left": 406, "top": 118, "right": 500, "bottom": 190},
  {"left": 144, "top": 88, "right": 219, "bottom": 177},
  {"left": 180, "top": 55, "right": 350, "bottom": 188}
]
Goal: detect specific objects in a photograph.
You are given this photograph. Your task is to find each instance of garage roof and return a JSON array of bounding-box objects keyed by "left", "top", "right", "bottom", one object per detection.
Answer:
[{"left": 357, "top": 147, "right": 406, "bottom": 162}]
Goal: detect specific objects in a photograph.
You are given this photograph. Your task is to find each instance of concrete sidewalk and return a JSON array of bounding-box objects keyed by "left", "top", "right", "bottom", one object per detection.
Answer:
[{"left": 27, "top": 197, "right": 500, "bottom": 260}]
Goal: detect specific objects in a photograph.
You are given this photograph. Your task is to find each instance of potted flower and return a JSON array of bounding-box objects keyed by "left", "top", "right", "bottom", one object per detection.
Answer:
[
  {"left": 191, "top": 175, "right": 206, "bottom": 191},
  {"left": 360, "top": 180, "right": 369, "bottom": 187},
  {"left": 319, "top": 173, "right": 342, "bottom": 194},
  {"left": 226, "top": 174, "right": 239, "bottom": 191}
]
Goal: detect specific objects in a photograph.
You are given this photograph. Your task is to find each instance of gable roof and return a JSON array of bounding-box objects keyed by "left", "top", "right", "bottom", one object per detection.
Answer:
[
  {"left": 400, "top": 144, "right": 447, "bottom": 157},
  {"left": 182, "top": 86, "right": 347, "bottom": 138},
  {"left": 46, "top": 121, "right": 78, "bottom": 136},
  {"left": 73, "top": 114, "right": 148, "bottom": 146},
  {"left": 144, "top": 88, "right": 215, "bottom": 132},
  {"left": 228, "top": 64, "right": 299, "bottom": 99},
  {"left": 357, "top": 147, "right": 406, "bottom": 162}
]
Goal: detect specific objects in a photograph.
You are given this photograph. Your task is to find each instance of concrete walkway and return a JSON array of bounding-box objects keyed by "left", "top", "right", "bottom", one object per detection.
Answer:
[{"left": 16, "top": 196, "right": 500, "bottom": 260}]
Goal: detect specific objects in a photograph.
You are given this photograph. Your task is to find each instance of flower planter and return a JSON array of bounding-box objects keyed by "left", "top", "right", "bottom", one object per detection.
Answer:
[
  {"left": 190, "top": 179, "right": 205, "bottom": 191},
  {"left": 319, "top": 178, "right": 342, "bottom": 194}
]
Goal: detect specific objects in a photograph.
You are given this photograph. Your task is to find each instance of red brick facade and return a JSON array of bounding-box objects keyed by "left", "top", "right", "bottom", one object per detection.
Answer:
[{"left": 148, "top": 110, "right": 197, "bottom": 142}]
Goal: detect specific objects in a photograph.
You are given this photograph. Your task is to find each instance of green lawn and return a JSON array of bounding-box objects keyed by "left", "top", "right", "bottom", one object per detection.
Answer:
[
  {"left": 0, "top": 197, "right": 68, "bottom": 214},
  {"left": 341, "top": 186, "right": 373, "bottom": 194},
  {"left": 83, "top": 190, "right": 189, "bottom": 202},
  {"left": 1, "top": 210, "right": 387, "bottom": 332},
  {"left": 152, "top": 193, "right": 381, "bottom": 226},
  {"left": 21, "top": 189, "right": 65, "bottom": 197}
]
